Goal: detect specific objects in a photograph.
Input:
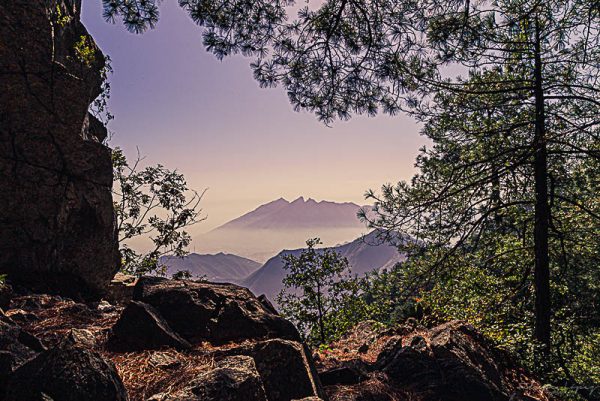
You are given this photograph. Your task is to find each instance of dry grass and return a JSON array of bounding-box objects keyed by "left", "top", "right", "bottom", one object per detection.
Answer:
[
  {"left": 316, "top": 321, "right": 426, "bottom": 369},
  {"left": 8, "top": 294, "right": 121, "bottom": 347},
  {"left": 104, "top": 349, "right": 215, "bottom": 400},
  {"left": 325, "top": 375, "right": 413, "bottom": 401},
  {"left": 5, "top": 294, "right": 557, "bottom": 401},
  {"left": 318, "top": 321, "right": 557, "bottom": 401}
]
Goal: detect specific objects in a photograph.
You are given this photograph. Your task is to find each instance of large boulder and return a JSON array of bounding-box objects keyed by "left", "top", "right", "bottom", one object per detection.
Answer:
[
  {"left": 0, "top": 313, "right": 46, "bottom": 391},
  {"left": 107, "top": 301, "right": 191, "bottom": 351},
  {"left": 132, "top": 277, "right": 300, "bottom": 343},
  {"left": 376, "top": 322, "right": 518, "bottom": 401},
  {"left": 4, "top": 346, "right": 128, "bottom": 401},
  {"left": 222, "top": 339, "right": 325, "bottom": 401},
  {"left": 0, "top": 0, "right": 119, "bottom": 298},
  {"left": 151, "top": 356, "right": 268, "bottom": 401},
  {"left": 106, "top": 273, "right": 137, "bottom": 304}
]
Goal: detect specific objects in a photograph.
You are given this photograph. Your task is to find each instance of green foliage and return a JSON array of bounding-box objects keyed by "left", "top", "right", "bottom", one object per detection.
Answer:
[
  {"left": 53, "top": 4, "right": 72, "bottom": 27},
  {"left": 90, "top": 56, "right": 114, "bottom": 131},
  {"left": 74, "top": 35, "right": 96, "bottom": 67},
  {"left": 112, "top": 147, "right": 205, "bottom": 276},
  {"left": 277, "top": 238, "right": 369, "bottom": 346},
  {"left": 102, "top": 0, "right": 160, "bottom": 34},
  {"left": 102, "top": 0, "right": 600, "bottom": 387}
]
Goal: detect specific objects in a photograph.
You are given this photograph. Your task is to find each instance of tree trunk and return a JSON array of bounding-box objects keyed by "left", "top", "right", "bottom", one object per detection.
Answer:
[{"left": 532, "top": 17, "right": 551, "bottom": 352}]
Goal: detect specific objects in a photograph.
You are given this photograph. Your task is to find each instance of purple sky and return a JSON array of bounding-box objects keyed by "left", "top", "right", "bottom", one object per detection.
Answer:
[{"left": 81, "top": 1, "right": 426, "bottom": 232}]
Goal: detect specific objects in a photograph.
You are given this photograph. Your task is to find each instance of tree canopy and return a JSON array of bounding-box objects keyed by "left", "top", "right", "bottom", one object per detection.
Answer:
[{"left": 102, "top": 0, "right": 600, "bottom": 383}]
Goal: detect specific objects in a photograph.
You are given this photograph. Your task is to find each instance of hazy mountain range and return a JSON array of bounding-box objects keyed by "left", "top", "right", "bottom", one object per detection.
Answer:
[
  {"left": 195, "top": 197, "right": 370, "bottom": 263},
  {"left": 215, "top": 197, "right": 367, "bottom": 230},
  {"left": 159, "top": 197, "right": 404, "bottom": 301},
  {"left": 159, "top": 253, "right": 261, "bottom": 282},
  {"left": 241, "top": 230, "right": 404, "bottom": 302}
]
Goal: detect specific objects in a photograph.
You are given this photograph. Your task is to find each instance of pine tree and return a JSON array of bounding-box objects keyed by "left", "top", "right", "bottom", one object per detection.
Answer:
[{"left": 104, "top": 0, "right": 600, "bottom": 353}]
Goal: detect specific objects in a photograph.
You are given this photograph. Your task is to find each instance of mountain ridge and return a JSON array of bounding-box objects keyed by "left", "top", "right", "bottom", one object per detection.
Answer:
[
  {"left": 242, "top": 230, "right": 404, "bottom": 302},
  {"left": 159, "top": 252, "right": 261, "bottom": 283},
  {"left": 196, "top": 197, "right": 371, "bottom": 262},
  {"left": 210, "top": 196, "right": 367, "bottom": 231}
]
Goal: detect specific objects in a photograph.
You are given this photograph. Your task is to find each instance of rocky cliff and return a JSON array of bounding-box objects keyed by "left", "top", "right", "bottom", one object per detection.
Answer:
[{"left": 0, "top": 0, "right": 119, "bottom": 298}]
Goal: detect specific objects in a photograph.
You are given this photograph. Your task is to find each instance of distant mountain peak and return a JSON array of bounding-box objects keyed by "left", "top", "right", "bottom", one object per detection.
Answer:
[{"left": 211, "top": 197, "right": 366, "bottom": 232}]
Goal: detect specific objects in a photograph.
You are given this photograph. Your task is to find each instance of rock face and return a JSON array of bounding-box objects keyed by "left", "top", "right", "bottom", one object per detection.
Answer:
[
  {"left": 107, "top": 301, "right": 191, "bottom": 351},
  {"left": 0, "top": 0, "right": 119, "bottom": 298},
  {"left": 133, "top": 277, "right": 300, "bottom": 343},
  {"left": 0, "top": 313, "right": 46, "bottom": 392},
  {"left": 154, "top": 356, "right": 268, "bottom": 401},
  {"left": 4, "top": 346, "right": 128, "bottom": 401},
  {"left": 247, "top": 340, "right": 324, "bottom": 401},
  {"left": 319, "top": 320, "right": 553, "bottom": 401},
  {"left": 377, "top": 322, "right": 509, "bottom": 401}
]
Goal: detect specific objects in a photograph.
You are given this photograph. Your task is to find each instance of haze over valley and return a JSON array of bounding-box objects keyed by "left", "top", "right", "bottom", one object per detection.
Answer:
[
  {"left": 160, "top": 196, "right": 405, "bottom": 299},
  {"left": 194, "top": 196, "right": 371, "bottom": 263}
]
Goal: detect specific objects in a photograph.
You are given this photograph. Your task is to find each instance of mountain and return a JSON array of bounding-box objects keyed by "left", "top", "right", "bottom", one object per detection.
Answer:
[
  {"left": 215, "top": 197, "right": 367, "bottom": 230},
  {"left": 159, "top": 253, "right": 261, "bottom": 283},
  {"left": 242, "top": 230, "right": 405, "bottom": 302},
  {"left": 196, "top": 197, "right": 371, "bottom": 263}
]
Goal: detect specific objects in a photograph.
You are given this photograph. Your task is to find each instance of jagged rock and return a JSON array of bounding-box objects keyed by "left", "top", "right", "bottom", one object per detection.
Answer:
[
  {"left": 257, "top": 294, "right": 279, "bottom": 315},
  {"left": 374, "top": 335, "right": 403, "bottom": 366},
  {"left": 60, "top": 329, "right": 97, "bottom": 349},
  {"left": 222, "top": 339, "right": 325, "bottom": 401},
  {"left": 4, "top": 346, "right": 128, "bottom": 401},
  {"left": 251, "top": 340, "right": 324, "bottom": 401},
  {"left": 319, "top": 360, "right": 369, "bottom": 386},
  {"left": 133, "top": 277, "right": 300, "bottom": 343},
  {"left": 190, "top": 356, "right": 267, "bottom": 401},
  {"left": 377, "top": 322, "right": 511, "bottom": 401},
  {"left": 106, "top": 273, "right": 137, "bottom": 304},
  {"left": 0, "top": 314, "right": 46, "bottom": 391},
  {"left": 148, "top": 356, "right": 267, "bottom": 401},
  {"left": 107, "top": 301, "right": 191, "bottom": 351},
  {"left": 0, "top": 283, "right": 14, "bottom": 310},
  {"left": 0, "top": 0, "right": 119, "bottom": 299}
]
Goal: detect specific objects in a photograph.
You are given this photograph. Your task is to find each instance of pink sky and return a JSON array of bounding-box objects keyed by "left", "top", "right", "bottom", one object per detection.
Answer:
[{"left": 81, "top": 0, "right": 427, "bottom": 233}]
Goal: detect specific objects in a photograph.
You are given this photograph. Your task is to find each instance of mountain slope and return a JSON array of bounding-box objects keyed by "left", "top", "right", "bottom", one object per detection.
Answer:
[
  {"left": 159, "top": 253, "right": 261, "bottom": 283},
  {"left": 197, "top": 197, "right": 370, "bottom": 263},
  {"left": 242, "top": 230, "right": 404, "bottom": 302},
  {"left": 213, "top": 197, "right": 366, "bottom": 230}
]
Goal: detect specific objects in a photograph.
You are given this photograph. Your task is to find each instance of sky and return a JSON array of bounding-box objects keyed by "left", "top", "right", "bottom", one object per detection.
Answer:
[{"left": 81, "top": 1, "right": 427, "bottom": 233}]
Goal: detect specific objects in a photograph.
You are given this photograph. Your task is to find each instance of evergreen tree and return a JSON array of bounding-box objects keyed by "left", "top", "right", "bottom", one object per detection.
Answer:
[{"left": 103, "top": 0, "right": 600, "bottom": 357}]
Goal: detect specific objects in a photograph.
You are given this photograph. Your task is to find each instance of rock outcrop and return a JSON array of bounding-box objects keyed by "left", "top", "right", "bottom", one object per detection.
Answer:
[
  {"left": 150, "top": 356, "right": 268, "bottom": 401},
  {"left": 317, "top": 320, "right": 556, "bottom": 401},
  {"left": 0, "top": 312, "right": 46, "bottom": 392},
  {"left": 0, "top": 0, "right": 119, "bottom": 298},
  {"left": 221, "top": 339, "right": 325, "bottom": 401},
  {"left": 0, "top": 279, "right": 557, "bottom": 401},
  {"left": 4, "top": 346, "right": 128, "bottom": 401},
  {"left": 107, "top": 301, "right": 191, "bottom": 351},
  {"left": 132, "top": 277, "right": 300, "bottom": 343}
]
